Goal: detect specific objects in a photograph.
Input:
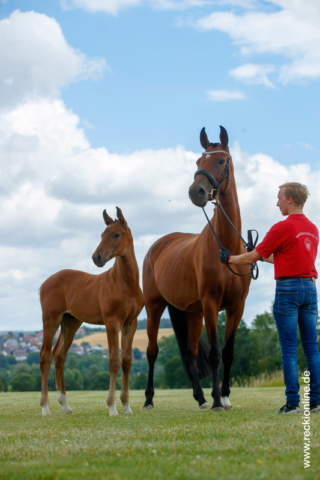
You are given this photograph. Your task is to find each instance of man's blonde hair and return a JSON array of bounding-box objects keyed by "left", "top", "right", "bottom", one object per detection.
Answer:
[{"left": 279, "top": 182, "right": 310, "bottom": 208}]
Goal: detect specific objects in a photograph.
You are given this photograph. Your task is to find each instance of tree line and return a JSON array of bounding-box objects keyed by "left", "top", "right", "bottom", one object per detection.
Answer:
[{"left": 0, "top": 310, "right": 318, "bottom": 392}]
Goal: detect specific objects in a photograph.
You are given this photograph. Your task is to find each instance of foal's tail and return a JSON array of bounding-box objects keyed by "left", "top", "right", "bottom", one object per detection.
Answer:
[{"left": 167, "top": 304, "right": 212, "bottom": 380}]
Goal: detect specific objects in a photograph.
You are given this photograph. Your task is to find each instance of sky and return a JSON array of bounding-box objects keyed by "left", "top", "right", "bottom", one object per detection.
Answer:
[{"left": 0, "top": 0, "right": 320, "bottom": 331}]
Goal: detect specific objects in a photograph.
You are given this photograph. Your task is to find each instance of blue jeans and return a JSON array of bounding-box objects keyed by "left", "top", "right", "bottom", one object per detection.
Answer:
[{"left": 273, "top": 278, "right": 320, "bottom": 407}]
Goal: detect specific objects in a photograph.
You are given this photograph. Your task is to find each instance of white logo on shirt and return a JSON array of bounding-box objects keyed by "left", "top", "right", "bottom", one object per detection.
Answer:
[
  {"left": 304, "top": 238, "right": 311, "bottom": 252},
  {"left": 296, "top": 231, "right": 318, "bottom": 241}
]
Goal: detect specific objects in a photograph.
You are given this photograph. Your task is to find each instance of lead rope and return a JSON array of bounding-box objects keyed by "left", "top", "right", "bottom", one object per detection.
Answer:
[{"left": 201, "top": 203, "right": 259, "bottom": 280}]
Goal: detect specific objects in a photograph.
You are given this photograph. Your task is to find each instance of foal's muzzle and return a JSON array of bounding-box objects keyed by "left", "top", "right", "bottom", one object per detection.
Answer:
[{"left": 92, "top": 252, "right": 107, "bottom": 267}]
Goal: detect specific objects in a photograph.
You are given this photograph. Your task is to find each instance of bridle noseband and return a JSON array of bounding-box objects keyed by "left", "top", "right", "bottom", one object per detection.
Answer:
[{"left": 194, "top": 149, "right": 231, "bottom": 200}]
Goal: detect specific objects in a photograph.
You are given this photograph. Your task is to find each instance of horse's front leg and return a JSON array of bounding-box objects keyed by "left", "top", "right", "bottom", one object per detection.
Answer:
[
  {"left": 220, "top": 333, "right": 235, "bottom": 411},
  {"left": 221, "top": 305, "right": 245, "bottom": 411},
  {"left": 105, "top": 318, "right": 121, "bottom": 417},
  {"left": 187, "top": 312, "right": 210, "bottom": 409},
  {"left": 120, "top": 317, "right": 137, "bottom": 414},
  {"left": 143, "top": 299, "right": 166, "bottom": 409},
  {"left": 203, "top": 302, "right": 224, "bottom": 412}
]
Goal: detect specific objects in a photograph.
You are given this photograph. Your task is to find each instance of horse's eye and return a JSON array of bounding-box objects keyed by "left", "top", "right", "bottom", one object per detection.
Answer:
[
  {"left": 113, "top": 233, "right": 120, "bottom": 239},
  {"left": 219, "top": 159, "right": 225, "bottom": 164}
]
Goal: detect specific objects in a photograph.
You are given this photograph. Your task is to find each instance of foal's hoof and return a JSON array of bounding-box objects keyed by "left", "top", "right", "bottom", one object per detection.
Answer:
[
  {"left": 211, "top": 406, "right": 225, "bottom": 412},
  {"left": 199, "top": 402, "right": 210, "bottom": 410},
  {"left": 41, "top": 406, "right": 52, "bottom": 416},
  {"left": 123, "top": 405, "right": 133, "bottom": 414},
  {"left": 108, "top": 405, "right": 119, "bottom": 417},
  {"left": 109, "top": 411, "right": 119, "bottom": 417},
  {"left": 142, "top": 404, "right": 154, "bottom": 410},
  {"left": 224, "top": 406, "right": 233, "bottom": 411}
]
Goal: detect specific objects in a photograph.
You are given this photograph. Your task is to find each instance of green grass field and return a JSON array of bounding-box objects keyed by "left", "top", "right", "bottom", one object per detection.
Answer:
[{"left": 0, "top": 388, "right": 319, "bottom": 480}]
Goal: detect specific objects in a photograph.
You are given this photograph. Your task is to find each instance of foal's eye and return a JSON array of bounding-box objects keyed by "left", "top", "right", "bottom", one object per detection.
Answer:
[{"left": 113, "top": 233, "right": 120, "bottom": 238}]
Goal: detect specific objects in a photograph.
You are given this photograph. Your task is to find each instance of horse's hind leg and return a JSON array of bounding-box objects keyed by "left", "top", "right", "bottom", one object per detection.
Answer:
[
  {"left": 105, "top": 318, "right": 121, "bottom": 417},
  {"left": 40, "top": 314, "right": 61, "bottom": 416},
  {"left": 120, "top": 317, "right": 138, "bottom": 414},
  {"left": 53, "top": 314, "right": 82, "bottom": 414},
  {"left": 187, "top": 313, "right": 209, "bottom": 409},
  {"left": 143, "top": 298, "right": 166, "bottom": 409}
]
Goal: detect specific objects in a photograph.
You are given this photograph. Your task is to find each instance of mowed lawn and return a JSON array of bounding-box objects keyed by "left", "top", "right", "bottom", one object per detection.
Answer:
[{"left": 0, "top": 388, "right": 319, "bottom": 480}]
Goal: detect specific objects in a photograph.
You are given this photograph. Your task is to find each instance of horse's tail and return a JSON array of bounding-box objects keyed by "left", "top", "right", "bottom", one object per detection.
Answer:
[{"left": 167, "top": 304, "right": 212, "bottom": 380}]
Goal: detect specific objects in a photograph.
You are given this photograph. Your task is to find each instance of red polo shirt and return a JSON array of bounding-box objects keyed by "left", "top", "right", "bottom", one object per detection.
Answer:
[{"left": 256, "top": 214, "right": 319, "bottom": 279}]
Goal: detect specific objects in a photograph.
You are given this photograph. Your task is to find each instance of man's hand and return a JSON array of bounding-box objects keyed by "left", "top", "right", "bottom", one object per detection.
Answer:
[{"left": 219, "top": 247, "right": 231, "bottom": 264}]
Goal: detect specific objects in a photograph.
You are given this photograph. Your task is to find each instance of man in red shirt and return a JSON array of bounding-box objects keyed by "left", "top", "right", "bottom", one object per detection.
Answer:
[{"left": 220, "top": 182, "right": 320, "bottom": 414}]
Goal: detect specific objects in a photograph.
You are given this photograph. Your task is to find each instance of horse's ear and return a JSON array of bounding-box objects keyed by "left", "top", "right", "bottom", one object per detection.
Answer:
[
  {"left": 103, "top": 209, "right": 114, "bottom": 226},
  {"left": 116, "top": 206, "right": 127, "bottom": 225},
  {"left": 200, "top": 127, "right": 210, "bottom": 150},
  {"left": 219, "top": 125, "right": 229, "bottom": 147}
]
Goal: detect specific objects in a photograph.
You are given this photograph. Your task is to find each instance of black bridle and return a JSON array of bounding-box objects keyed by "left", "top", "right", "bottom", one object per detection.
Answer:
[
  {"left": 194, "top": 150, "right": 231, "bottom": 200},
  {"left": 194, "top": 149, "right": 259, "bottom": 280}
]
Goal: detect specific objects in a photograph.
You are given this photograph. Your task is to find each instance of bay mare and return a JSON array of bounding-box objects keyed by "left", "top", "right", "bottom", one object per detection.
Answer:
[
  {"left": 143, "top": 126, "right": 251, "bottom": 411},
  {"left": 39, "top": 208, "right": 144, "bottom": 416}
]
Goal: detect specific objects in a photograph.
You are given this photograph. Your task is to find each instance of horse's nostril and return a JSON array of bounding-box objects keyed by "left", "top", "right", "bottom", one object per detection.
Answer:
[{"left": 198, "top": 187, "right": 205, "bottom": 199}]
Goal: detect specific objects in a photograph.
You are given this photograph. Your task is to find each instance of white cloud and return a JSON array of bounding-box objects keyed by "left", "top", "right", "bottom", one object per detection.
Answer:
[
  {"left": 150, "top": 0, "right": 208, "bottom": 10},
  {"left": 0, "top": 10, "right": 106, "bottom": 107},
  {"left": 60, "top": 0, "right": 207, "bottom": 14},
  {"left": 0, "top": 6, "right": 319, "bottom": 331},
  {"left": 301, "top": 143, "right": 314, "bottom": 151},
  {"left": 207, "top": 89, "right": 246, "bottom": 101},
  {"left": 230, "top": 63, "right": 275, "bottom": 88},
  {"left": 60, "top": 0, "right": 141, "bottom": 14},
  {"left": 195, "top": 0, "right": 320, "bottom": 84},
  {"left": 1, "top": 97, "right": 320, "bottom": 330}
]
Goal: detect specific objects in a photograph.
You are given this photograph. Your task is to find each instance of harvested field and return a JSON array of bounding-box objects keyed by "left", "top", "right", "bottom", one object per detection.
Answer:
[{"left": 73, "top": 328, "right": 174, "bottom": 351}]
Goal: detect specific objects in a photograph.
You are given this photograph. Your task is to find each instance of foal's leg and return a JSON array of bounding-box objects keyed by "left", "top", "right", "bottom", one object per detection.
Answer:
[
  {"left": 53, "top": 315, "right": 82, "bottom": 414},
  {"left": 187, "top": 313, "right": 209, "bottom": 409},
  {"left": 105, "top": 318, "right": 121, "bottom": 417},
  {"left": 221, "top": 305, "right": 244, "bottom": 411},
  {"left": 120, "top": 317, "right": 138, "bottom": 414},
  {"left": 143, "top": 299, "right": 166, "bottom": 409},
  {"left": 40, "top": 314, "right": 61, "bottom": 416}
]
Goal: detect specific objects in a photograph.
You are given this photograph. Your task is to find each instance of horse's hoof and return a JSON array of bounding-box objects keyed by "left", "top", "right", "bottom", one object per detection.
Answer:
[
  {"left": 65, "top": 409, "right": 73, "bottom": 414},
  {"left": 198, "top": 402, "right": 210, "bottom": 410},
  {"left": 211, "top": 406, "right": 225, "bottom": 412},
  {"left": 224, "top": 406, "right": 233, "bottom": 411},
  {"left": 142, "top": 404, "right": 154, "bottom": 410}
]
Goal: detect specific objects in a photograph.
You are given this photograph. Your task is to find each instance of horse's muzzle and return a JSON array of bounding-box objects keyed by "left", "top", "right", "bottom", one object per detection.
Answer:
[{"left": 188, "top": 183, "right": 210, "bottom": 207}]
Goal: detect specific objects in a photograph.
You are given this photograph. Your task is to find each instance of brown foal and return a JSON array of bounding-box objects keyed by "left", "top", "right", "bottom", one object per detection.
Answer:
[{"left": 39, "top": 207, "right": 144, "bottom": 416}]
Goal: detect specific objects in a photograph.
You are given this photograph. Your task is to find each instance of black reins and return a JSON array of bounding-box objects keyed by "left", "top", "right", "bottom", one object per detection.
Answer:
[{"left": 194, "top": 149, "right": 259, "bottom": 280}]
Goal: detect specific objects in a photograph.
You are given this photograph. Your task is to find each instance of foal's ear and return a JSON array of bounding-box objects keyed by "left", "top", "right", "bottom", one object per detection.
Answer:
[
  {"left": 103, "top": 209, "right": 114, "bottom": 226},
  {"left": 116, "top": 206, "right": 127, "bottom": 225},
  {"left": 219, "top": 125, "right": 229, "bottom": 148},
  {"left": 200, "top": 127, "right": 210, "bottom": 150}
]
